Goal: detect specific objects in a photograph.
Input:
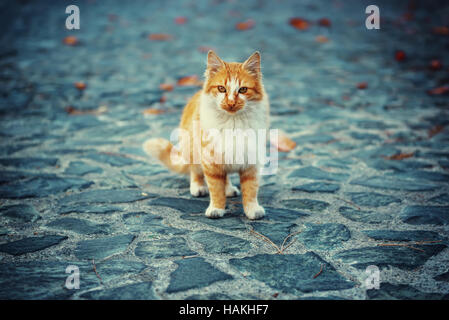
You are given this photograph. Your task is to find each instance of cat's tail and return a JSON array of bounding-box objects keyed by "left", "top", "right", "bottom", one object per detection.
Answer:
[{"left": 143, "top": 138, "right": 190, "bottom": 175}]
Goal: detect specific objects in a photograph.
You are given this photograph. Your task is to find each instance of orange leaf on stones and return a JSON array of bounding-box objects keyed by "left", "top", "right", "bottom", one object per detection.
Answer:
[
  {"left": 428, "top": 125, "right": 444, "bottom": 138},
  {"left": 74, "top": 82, "right": 87, "bottom": 90},
  {"left": 429, "top": 60, "right": 442, "bottom": 70},
  {"left": 159, "top": 83, "right": 174, "bottom": 91},
  {"left": 175, "top": 16, "right": 187, "bottom": 25},
  {"left": 272, "top": 131, "right": 296, "bottom": 152},
  {"left": 236, "top": 19, "right": 255, "bottom": 31},
  {"left": 177, "top": 75, "right": 202, "bottom": 86},
  {"left": 143, "top": 108, "right": 165, "bottom": 115},
  {"left": 318, "top": 18, "right": 331, "bottom": 27},
  {"left": 148, "top": 33, "right": 172, "bottom": 41},
  {"left": 395, "top": 50, "right": 406, "bottom": 61},
  {"left": 427, "top": 86, "right": 449, "bottom": 95},
  {"left": 357, "top": 82, "right": 368, "bottom": 89},
  {"left": 65, "top": 105, "right": 107, "bottom": 115},
  {"left": 63, "top": 36, "right": 78, "bottom": 46},
  {"left": 65, "top": 106, "right": 78, "bottom": 114},
  {"left": 433, "top": 26, "right": 449, "bottom": 35},
  {"left": 315, "top": 35, "right": 329, "bottom": 43},
  {"left": 385, "top": 152, "right": 414, "bottom": 160},
  {"left": 289, "top": 17, "right": 310, "bottom": 30}
]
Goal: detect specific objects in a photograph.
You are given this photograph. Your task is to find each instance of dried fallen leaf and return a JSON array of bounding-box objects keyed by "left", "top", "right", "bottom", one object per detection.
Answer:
[
  {"left": 318, "top": 18, "right": 331, "bottom": 27},
  {"left": 175, "top": 16, "right": 187, "bottom": 25},
  {"left": 315, "top": 35, "right": 329, "bottom": 43},
  {"left": 74, "top": 82, "right": 87, "bottom": 90},
  {"left": 272, "top": 131, "right": 296, "bottom": 152},
  {"left": 177, "top": 75, "right": 202, "bottom": 86},
  {"left": 356, "top": 82, "right": 368, "bottom": 89},
  {"left": 63, "top": 36, "right": 78, "bottom": 46},
  {"left": 142, "top": 108, "right": 165, "bottom": 115},
  {"left": 159, "top": 95, "right": 167, "bottom": 103},
  {"left": 395, "top": 50, "right": 406, "bottom": 62},
  {"left": 427, "top": 86, "right": 449, "bottom": 95},
  {"left": 385, "top": 152, "right": 414, "bottom": 160},
  {"left": 159, "top": 83, "right": 174, "bottom": 91},
  {"left": 433, "top": 26, "right": 449, "bottom": 35},
  {"left": 65, "top": 105, "right": 107, "bottom": 115},
  {"left": 236, "top": 19, "right": 255, "bottom": 31},
  {"left": 428, "top": 125, "right": 444, "bottom": 138},
  {"left": 429, "top": 60, "right": 443, "bottom": 70},
  {"left": 148, "top": 33, "right": 172, "bottom": 41},
  {"left": 65, "top": 106, "right": 78, "bottom": 114},
  {"left": 289, "top": 17, "right": 310, "bottom": 30}
]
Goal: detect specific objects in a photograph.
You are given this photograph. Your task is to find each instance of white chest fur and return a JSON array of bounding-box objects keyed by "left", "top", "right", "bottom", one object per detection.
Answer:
[{"left": 199, "top": 92, "right": 269, "bottom": 172}]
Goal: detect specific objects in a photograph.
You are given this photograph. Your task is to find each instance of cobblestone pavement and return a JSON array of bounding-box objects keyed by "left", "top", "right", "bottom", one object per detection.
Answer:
[{"left": 1, "top": 0, "right": 449, "bottom": 300}]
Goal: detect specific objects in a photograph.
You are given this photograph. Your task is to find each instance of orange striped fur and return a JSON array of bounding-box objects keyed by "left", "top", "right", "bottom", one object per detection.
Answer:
[{"left": 144, "top": 51, "right": 269, "bottom": 220}]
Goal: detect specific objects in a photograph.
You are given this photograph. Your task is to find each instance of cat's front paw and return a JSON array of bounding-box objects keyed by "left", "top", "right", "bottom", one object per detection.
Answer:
[
  {"left": 225, "top": 185, "right": 240, "bottom": 198},
  {"left": 205, "top": 206, "right": 226, "bottom": 219},
  {"left": 245, "top": 203, "right": 265, "bottom": 220},
  {"left": 190, "top": 183, "right": 209, "bottom": 197}
]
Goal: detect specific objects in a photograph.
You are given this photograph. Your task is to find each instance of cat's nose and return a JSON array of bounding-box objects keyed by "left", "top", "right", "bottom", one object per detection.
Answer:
[{"left": 223, "top": 99, "right": 238, "bottom": 112}]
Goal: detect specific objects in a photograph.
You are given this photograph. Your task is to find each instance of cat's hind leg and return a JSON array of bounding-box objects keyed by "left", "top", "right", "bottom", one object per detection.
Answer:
[{"left": 190, "top": 165, "right": 208, "bottom": 197}]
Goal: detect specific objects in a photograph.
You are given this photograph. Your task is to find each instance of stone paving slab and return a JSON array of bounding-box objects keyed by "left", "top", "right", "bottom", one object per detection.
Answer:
[{"left": 0, "top": 0, "right": 449, "bottom": 300}]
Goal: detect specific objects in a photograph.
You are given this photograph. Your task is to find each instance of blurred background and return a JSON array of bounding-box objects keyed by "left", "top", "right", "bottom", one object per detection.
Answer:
[{"left": 1, "top": 0, "right": 448, "bottom": 132}]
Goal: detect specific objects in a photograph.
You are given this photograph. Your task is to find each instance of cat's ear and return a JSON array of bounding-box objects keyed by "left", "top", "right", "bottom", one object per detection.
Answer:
[
  {"left": 243, "top": 51, "right": 261, "bottom": 76},
  {"left": 206, "top": 50, "right": 224, "bottom": 77}
]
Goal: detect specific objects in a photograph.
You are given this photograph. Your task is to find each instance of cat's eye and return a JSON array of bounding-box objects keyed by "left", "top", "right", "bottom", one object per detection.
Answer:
[
  {"left": 217, "top": 86, "right": 226, "bottom": 93},
  {"left": 238, "top": 87, "right": 248, "bottom": 94}
]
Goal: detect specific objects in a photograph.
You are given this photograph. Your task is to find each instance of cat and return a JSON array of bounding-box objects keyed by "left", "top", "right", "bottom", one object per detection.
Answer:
[{"left": 143, "top": 50, "right": 270, "bottom": 220}]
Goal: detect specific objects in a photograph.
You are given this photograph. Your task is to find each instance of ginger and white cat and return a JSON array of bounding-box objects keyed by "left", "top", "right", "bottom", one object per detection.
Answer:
[{"left": 143, "top": 51, "right": 269, "bottom": 220}]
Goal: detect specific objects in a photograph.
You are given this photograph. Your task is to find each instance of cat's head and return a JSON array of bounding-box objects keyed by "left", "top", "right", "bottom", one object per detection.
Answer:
[{"left": 203, "top": 51, "right": 264, "bottom": 114}]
